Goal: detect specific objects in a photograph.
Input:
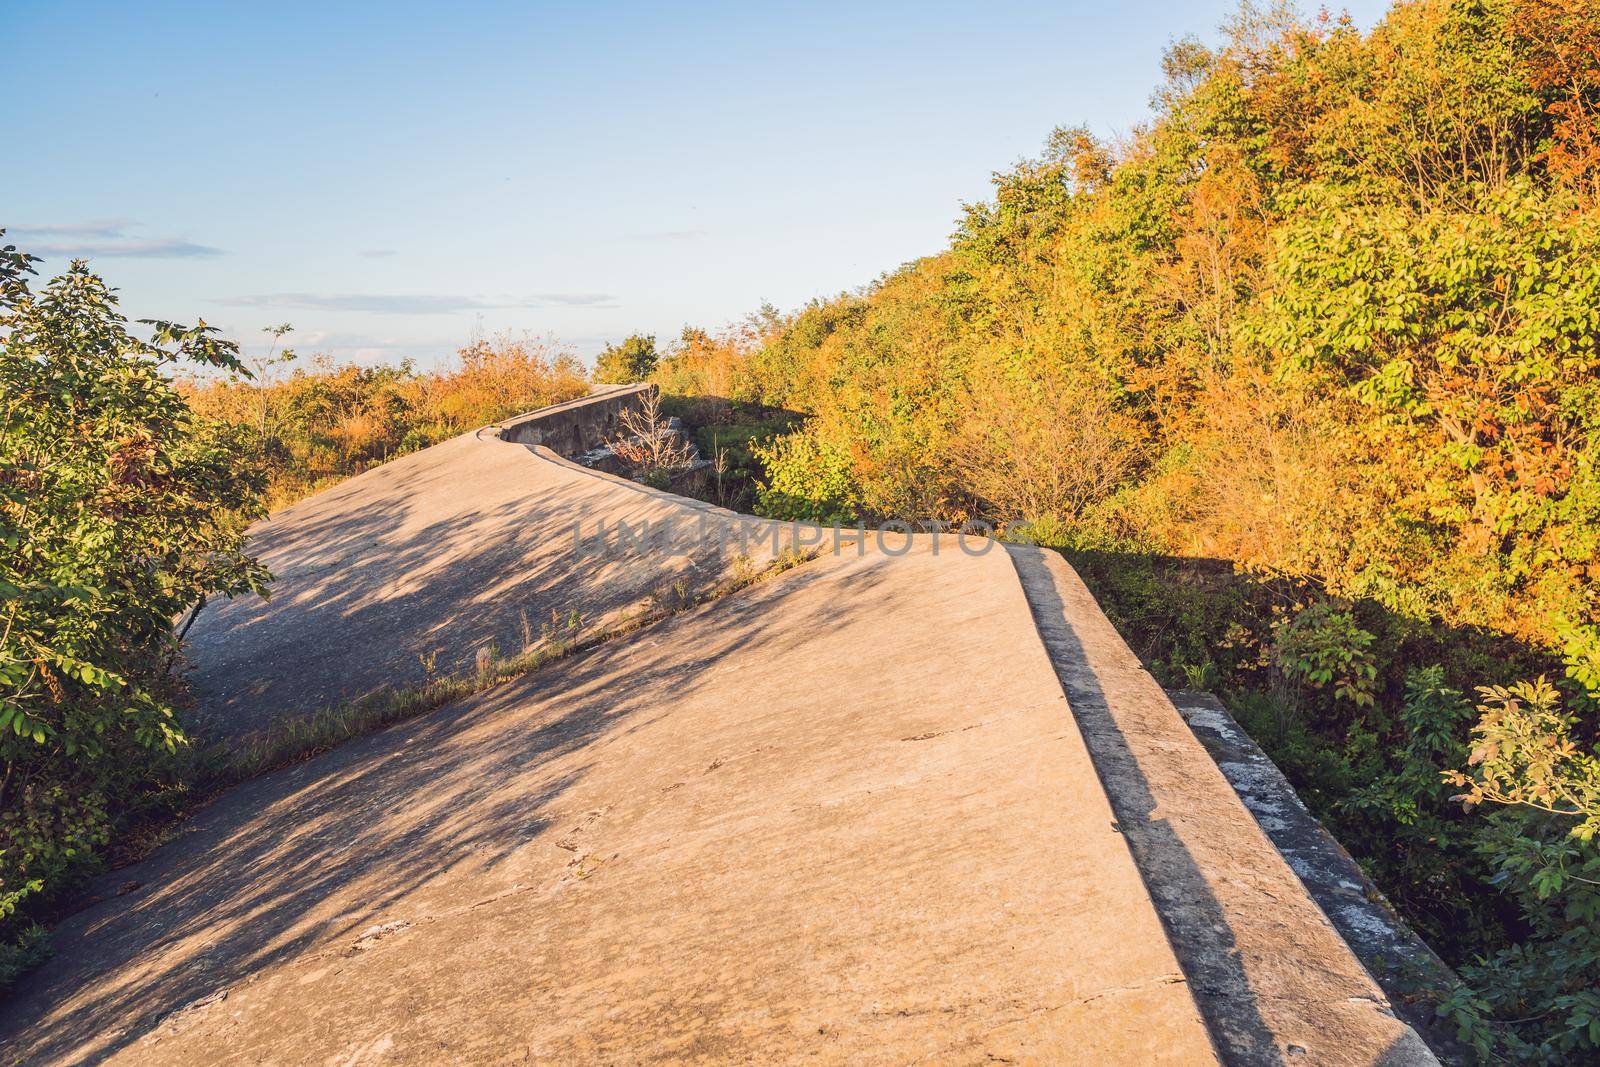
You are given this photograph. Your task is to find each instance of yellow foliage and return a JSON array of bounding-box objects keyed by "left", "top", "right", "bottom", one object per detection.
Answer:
[{"left": 182, "top": 334, "right": 587, "bottom": 509}]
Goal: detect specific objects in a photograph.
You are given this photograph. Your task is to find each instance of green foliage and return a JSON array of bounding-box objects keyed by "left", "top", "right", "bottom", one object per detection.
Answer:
[
  {"left": 0, "top": 922, "right": 50, "bottom": 990},
  {"left": 1351, "top": 668, "right": 1472, "bottom": 829},
  {"left": 1255, "top": 178, "right": 1600, "bottom": 658},
  {"left": 593, "top": 333, "right": 659, "bottom": 384},
  {"left": 753, "top": 432, "right": 862, "bottom": 524},
  {"left": 647, "top": 9, "right": 1600, "bottom": 1047},
  {"left": 1274, "top": 603, "right": 1380, "bottom": 707},
  {"left": 658, "top": 394, "right": 803, "bottom": 513},
  {"left": 1451, "top": 679, "right": 1600, "bottom": 838},
  {"left": 0, "top": 236, "right": 268, "bottom": 983},
  {"left": 1178, "top": 659, "right": 1220, "bottom": 691},
  {"left": 1443, "top": 680, "right": 1600, "bottom": 1061}
]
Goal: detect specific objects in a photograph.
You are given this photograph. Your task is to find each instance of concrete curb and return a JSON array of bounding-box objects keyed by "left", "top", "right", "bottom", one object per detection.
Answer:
[
  {"left": 1168, "top": 690, "right": 1470, "bottom": 1065},
  {"left": 1005, "top": 545, "right": 1441, "bottom": 1066}
]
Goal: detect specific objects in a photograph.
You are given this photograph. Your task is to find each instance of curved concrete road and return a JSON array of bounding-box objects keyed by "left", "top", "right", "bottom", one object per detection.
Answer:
[
  {"left": 0, "top": 394, "right": 1437, "bottom": 1064},
  {"left": 186, "top": 392, "right": 781, "bottom": 739}
]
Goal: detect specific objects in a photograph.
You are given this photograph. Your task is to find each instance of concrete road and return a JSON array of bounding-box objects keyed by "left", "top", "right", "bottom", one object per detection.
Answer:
[{"left": 1, "top": 394, "right": 1436, "bottom": 1064}]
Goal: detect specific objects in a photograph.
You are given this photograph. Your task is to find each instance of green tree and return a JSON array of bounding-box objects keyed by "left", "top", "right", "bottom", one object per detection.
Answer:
[
  {"left": 0, "top": 234, "right": 269, "bottom": 977},
  {"left": 593, "top": 333, "right": 658, "bottom": 383},
  {"left": 1442, "top": 679, "right": 1600, "bottom": 1060},
  {"left": 651, "top": 3, "right": 1600, "bottom": 1054}
]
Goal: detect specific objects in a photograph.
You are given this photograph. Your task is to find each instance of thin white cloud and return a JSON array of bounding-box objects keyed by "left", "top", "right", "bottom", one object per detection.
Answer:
[
  {"left": 30, "top": 238, "right": 224, "bottom": 259},
  {"left": 535, "top": 292, "right": 618, "bottom": 307},
  {"left": 360, "top": 248, "right": 398, "bottom": 258},
  {"left": 268, "top": 330, "right": 415, "bottom": 350},
  {"left": 7, "top": 219, "right": 137, "bottom": 239},
  {"left": 219, "top": 292, "right": 616, "bottom": 314},
  {"left": 7, "top": 220, "right": 222, "bottom": 258},
  {"left": 627, "top": 228, "right": 708, "bottom": 242}
]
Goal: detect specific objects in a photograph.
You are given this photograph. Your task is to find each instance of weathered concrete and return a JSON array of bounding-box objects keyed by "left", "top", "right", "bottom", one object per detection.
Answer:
[
  {"left": 1170, "top": 690, "right": 1469, "bottom": 1064},
  {"left": 0, "top": 542, "right": 1218, "bottom": 1065},
  {"left": 185, "top": 391, "right": 780, "bottom": 739},
  {"left": 496, "top": 381, "right": 653, "bottom": 455},
  {"left": 1007, "top": 546, "right": 1438, "bottom": 1066},
  {"left": 2, "top": 390, "right": 1447, "bottom": 1063}
]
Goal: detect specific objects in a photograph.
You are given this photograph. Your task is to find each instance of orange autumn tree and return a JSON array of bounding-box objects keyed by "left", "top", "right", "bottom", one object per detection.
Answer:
[{"left": 656, "top": 3, "right": 1600, "bottom": 1056}]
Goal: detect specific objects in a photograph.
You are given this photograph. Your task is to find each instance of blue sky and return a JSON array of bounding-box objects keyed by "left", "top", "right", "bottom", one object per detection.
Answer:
[{"left": 7, "top": 1, "right": 1389, "bottom": 368}]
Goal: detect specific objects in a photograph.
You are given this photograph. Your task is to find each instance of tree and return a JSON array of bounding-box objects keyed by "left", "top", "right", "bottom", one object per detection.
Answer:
[
  {"left": 0, "top": 233, "right": 269, "bottom": 975},
  {"left": 246, "top": 322, "right": 298, "bottom": 442},
  {"left": 606, "top": 390, "right": 695, "bottom": 487},
  {"left": 593, "top": 333, "right": 658, "bottom": 384}
]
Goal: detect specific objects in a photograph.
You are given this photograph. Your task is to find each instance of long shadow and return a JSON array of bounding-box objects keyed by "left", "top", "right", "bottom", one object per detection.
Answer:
[
  {"left": 183, "top": 430, "right": 785, "bottom": 739},
  {"left": 1062, "top": 546, "right": 1559, "bottom": 956},
  {"left": 0, "top": 549, "right": 901, "bottom": 1063},
  {"left": 1008, "top": 546, "right": 1283, "bottom": 1064}
]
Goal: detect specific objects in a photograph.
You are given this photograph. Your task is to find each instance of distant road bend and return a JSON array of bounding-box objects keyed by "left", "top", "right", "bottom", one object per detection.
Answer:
[{"left": 0, "top": 386, "right": 1440, "bottom": 1065}]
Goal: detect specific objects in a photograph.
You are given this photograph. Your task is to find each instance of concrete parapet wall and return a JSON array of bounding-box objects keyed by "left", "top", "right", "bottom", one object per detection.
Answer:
[
  {"left": 494, "top": 383, "right": 653, "bottom": 456},
  {"left": 1169, "top": 689, "right": 1468, "bottom": 1062},
  {"left": 1008, "top": 545, "right": 1439, "bottom": 1065}
]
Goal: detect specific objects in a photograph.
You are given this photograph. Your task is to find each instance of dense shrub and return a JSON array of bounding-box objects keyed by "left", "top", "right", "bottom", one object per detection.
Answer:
[
  {"left": 658, "top": 1, "right": 1600, "bottom": 1057},
  {"left": 0, "top": 238, "right": 268, "bottom": 976},
  {"left": 592, "top": 333, "right": 658, "bottom": 384}
]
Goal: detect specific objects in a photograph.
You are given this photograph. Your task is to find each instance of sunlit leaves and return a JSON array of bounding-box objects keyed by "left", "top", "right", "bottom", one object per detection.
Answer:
[{"left": 0, "top": 242, "right": 268, "bottom": 948}]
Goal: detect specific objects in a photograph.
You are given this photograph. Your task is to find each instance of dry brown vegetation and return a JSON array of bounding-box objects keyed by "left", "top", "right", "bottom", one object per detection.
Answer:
[{"left": 181, "top": 333, "right": 589, "bottom": 509}]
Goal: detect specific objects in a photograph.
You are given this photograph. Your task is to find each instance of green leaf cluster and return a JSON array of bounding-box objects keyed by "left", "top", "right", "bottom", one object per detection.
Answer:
[{"left": 0, "top": 236, "right": 268, "bottom": 971}]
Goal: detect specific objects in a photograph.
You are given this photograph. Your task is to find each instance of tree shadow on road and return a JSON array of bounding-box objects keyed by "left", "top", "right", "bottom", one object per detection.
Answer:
[{"left": 0, "top": 548, "right": 904, "bottom": 1063}]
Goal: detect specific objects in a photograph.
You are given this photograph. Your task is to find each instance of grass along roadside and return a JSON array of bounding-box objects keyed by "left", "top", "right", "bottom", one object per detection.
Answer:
[
  {"left": 190, "top": 550, "right": 816, "bottom": 814},
  {"left": 25, "top": 549, "right": 820, "bottom": 974}
]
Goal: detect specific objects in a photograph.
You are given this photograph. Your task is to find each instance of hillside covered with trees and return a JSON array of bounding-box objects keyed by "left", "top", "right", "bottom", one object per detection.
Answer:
[{"left": 650, "top": 0, "right": 1600, "bottom": 1058}]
